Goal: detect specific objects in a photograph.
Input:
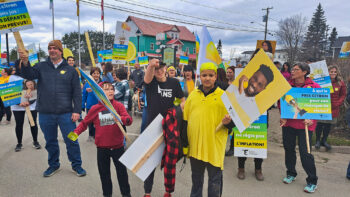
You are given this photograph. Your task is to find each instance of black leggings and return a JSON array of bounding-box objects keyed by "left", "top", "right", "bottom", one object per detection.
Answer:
[
  {"left": 238, "top": 157, "right": 263, "bottom": 170},
  {"left": 13, "top": 110, "right": 38, "bottom": 144},
  {"left": 315, "top": 122, "right": 331, "bottom": 143},
  {"left": 0, "top": 98, "right": 11, "bottom": 121}
]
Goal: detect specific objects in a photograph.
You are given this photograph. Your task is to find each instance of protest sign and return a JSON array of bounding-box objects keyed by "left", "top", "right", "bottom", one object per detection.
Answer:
[
  {"left": 27, "top": 43, "right": 38, "bottom": 66},
  {"left": 63, "top": 48, "right": 73, "bottom": 59},
  {"left": 223, "top": 60, "right": 236, "bottom": 69},
  {"left": 163, "top": 47, "right": 174, "bottom": 66},
  {"left": 0, "top": 80, "right": 23, "bottom": 107},
  {"left": 97, "top": 50, "right": 112, "bottom": 63},
  {"left": 234, "top": 112, "right": 267, "bottom": 158},
  {"left": 221, "top": 49, "right": 291, "bottom": 132},
  {"left": 179, "top": 56, "right": 189, "bottom": 65},
  {"left": 0, "top": 0, "right": 33, "bottom": 34},
  {"left": 339, "top": 41, "right": 350, "bottom": 59},
  {"left": 280, "top": 87, "right": 332, "bottom": 120},
  {"left": 119, "top": 114, "right": 165, "bottom": 181},
  {"left": 138, "top": 56, "right": 148, "bottom": 66},
  {"left": 196, "top": 26, "right": 224, "bottom": 75},
  {"left": 113, "top": 21, "right": 132, "bottom": 64},
  {"left": 309, "top": 60, "right": 333, "bottom": 92}
]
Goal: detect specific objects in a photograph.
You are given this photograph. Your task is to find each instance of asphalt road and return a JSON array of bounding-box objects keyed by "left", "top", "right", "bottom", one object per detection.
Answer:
[{"left": 0, "top": 110, "right": 349, "bottom": 197}]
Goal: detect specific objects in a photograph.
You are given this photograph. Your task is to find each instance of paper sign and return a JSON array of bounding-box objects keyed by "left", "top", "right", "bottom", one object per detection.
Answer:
[
  {"left": 280, "top": 88, "right": 331, "bottom": 120},
  {"left": 27, "top": 43, "right": 38, "bottom": 66},
  {"left": 234, "top": 112, "right": 267, "bottom": 159},
  {"left": 138, "top": 56, "right": 149, "bottom": 66},
  {"left": 0, "top": 0, "right": 33, "bottom": 34},
  {"left": 308, "top": 60, "right": 333, "bottom": 93},
  {"left": 97, "top": 50, "right": 112, "bottom": 63},
  {"left": 0, "top": 80, "right": 23, "bottom": 107},
  {"left": 163, "top": 47, "right": 174, "bottom": 66},
  {"left": 179, "top": 56, "right": 189, "bottom": 65},
  {"left": 339, "top": 41, "right": 350, "bottom": 59},
  {"left": 221, "top": 49, "right": 291, "bottom": 133},
  {"left": 119, "top": 114, "right": 165, "bottom": 181},
  {"left": 112, "top": 21, "right": 132, "bottom": 64}
]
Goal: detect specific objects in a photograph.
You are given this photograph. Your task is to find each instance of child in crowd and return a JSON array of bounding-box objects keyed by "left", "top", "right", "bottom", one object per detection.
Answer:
[
  {"left": 69, "top": 82, "right": 132, "bottom": 197},
  {"left": 183, "top": 62, "right": 235, "bottom": 197}
]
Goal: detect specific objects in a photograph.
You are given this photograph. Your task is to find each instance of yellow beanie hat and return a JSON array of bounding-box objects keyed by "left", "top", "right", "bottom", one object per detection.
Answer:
[
  {"left": 200, "top": 62, "right": 217, "bottom": 73},
  {"left": 167, "top": 66, "right": 176, "bottom": 72}
]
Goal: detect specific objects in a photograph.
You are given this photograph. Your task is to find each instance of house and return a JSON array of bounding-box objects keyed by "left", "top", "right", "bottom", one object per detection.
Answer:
[
  {"left": 332, "top": 36, "right": 350, "bottom": 59},
  {"left": 125, "top": 16, "right": 196, "bottom": 63}
]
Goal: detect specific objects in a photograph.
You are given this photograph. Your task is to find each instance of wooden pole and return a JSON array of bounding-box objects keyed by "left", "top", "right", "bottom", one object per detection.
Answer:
[
  {"left": 127, "top": 61, "right": 130, "bottom": 80},
  {"left": 24, "top": 89, "right": 35, "bottom": 127},
  {"left": 305, "top": 123, "right": 311, "bottom": 154},
  {"left": 85, "top": 32, "right": 96, "bottom": 67},
  {"left": 131, "top": 134, "right": 164, "bottom": 173}
]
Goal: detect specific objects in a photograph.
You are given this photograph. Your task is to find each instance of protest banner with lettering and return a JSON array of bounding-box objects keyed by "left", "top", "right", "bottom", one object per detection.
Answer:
[
  {"left": 97, "top": 50, "right": 112, "bottom": 63},
  {"left": 0, "top": 0, "right": 33, "bottom": 34},
  {"left": 138, "top": 56, "right": 148, "bottom": 66},
  {"left": 234, "top": 112, "right": 267, "bottom": 158},
  {"left": 179, "top": 56, "right": 189, "bottom": 65},
  {"left": 0, "top": 80, "right": 23, "bottom": 107},
  {"left": 113, "top": 21, "right": 132, "bottom": 64},
  {"left": 339, "top": 41, "right": 350, "bottom": 59},
  {"left": 221, "top": 49, "right": 291, "bottom": 132},
  {"left": 280, "top": 88, "right": 332, "bottom": 120},
  {"left": 27, "top": 43, "right": 38, "bottom": 66},
  {"left": 119, "top": 114, "right": 165, "bottom": 181},
  {"left": 163, "top": 47, "right": 174, "bottom": 66},
  {"left": 308, "top": 60, "right": 333, "bottom": 93}
]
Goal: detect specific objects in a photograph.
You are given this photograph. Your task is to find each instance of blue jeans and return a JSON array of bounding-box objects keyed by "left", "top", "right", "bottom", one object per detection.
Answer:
[
  {"left": 347, "top": 161, "right": 350, "bottom": 179},
  {"left": 39, "top": 113, "right": 82, "bottom": 169}
]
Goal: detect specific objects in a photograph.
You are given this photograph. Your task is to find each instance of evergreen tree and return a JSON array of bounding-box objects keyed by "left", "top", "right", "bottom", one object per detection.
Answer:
[
  {"left": 328, "top": 27, "right": 338, "bottom": 53},
  {"left": 217, "top": 39, "right": 222, "bottom": 57},
  {"left": 302, "top": 3, "right": 328, "bottom": 60}
]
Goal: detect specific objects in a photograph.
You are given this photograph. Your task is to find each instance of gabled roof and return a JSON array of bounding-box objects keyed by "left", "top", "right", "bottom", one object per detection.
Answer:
[
  {"left": 333, "top": 36, "right": 350, "bottom": 48},
  {"left": 166, "top": 39, "right": 184, "bottom": 45},
  {"left": 126, "top": 16, "right": 196, "bottom": 42}
]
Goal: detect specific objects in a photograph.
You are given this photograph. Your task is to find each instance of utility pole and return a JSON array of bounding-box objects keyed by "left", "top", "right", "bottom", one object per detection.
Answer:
[{"left": 262, "top": 7, "right": 273, "bottom": 40}]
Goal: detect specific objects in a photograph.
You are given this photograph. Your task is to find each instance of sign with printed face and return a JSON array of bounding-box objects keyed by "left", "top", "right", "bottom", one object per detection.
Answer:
[
  {"left": 0, "top": 0, "right": 33, "bottom": 34},
  {"left": 280, "top": 88, "right": 332, "bottom": 120}
]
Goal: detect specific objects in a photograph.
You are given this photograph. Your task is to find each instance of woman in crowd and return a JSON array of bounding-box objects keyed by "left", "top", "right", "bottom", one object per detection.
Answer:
[
  {"left": 102, "top": 62, "right": 114, "bottom": 83},
  {"left": 281, "top": 62, "right": 291, "bottom": 81},
  {"left": 12, "top": 80, "right": 41, "bottom": 151},
  {"left": 0, "top": 68, "right": 13, "bottom": 124},
  {"left": 315, "top": 65, "right": 346, "bottom": 151},
  {"left": 181, "top": 65, "right": 196, "bottom": 97},
  {"left": 216, "top": 68, "right": 229, "bottom": 90},
  {"left": 280, "top": 62, "right": 319, "bottom": 193},
  {"left": 226, "top": 66, "right": 235, "bottom": 84},
  {"left": 347, "top": 77, "right": 350, "bottom": 180},
  {"left": 82, "top": 67, "right": 101, "bottom": 141}
]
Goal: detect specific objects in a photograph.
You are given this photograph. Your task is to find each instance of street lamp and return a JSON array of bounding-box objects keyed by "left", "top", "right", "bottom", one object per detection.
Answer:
[{"left": 136, "top": 29, "right": 141, "bottom": 54}]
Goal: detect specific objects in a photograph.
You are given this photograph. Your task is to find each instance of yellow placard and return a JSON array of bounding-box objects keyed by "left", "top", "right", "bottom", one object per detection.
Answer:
[
  {"left": 235, "top": 139, "right": 267, "bottom": 149},
  {"left": 85, "top": 32, "right": 96, "bottom": 67},
  {"left": 126, "top": 41, "right": 136, "bottom": 62}
]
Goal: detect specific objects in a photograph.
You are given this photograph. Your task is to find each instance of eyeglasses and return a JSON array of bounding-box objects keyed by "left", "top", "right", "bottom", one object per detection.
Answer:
[{"left": 291, "top": 68, "right": 301, "bottom": 72}]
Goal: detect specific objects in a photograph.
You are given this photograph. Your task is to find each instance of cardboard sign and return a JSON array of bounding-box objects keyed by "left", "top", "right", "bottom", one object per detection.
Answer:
[
  {"left": 221, "top": 49, "right": 291, "bottom": 132},
  {"left": 163, "top": 47, "right": 174, "bottom": 66},
  {"left": 97, "top": 50, "right": 112, "bottom": 63},
  {"left": 112, "top": 21, "right": 132, "bottom": 64},
  {"left": 223, "top": 60, "right": 236, "bottom": 69},
  {"left": 119, "top": 114, "right": 165, "bottom": 181},
  {"left": 0, "top": 0, "right": 33, "bottom": 34},
  {"left": 27, "top": 43, "right": 38, "bottom": 66},
  {"left": 179, "top": 56, "right": 189, "bottom": 65},
  {"left": 280, "top": 88, "right": 332, "bottom": 120},
  {"left": 0, "top": 80, "right": 23, "bottom": 107},
  {"left": 234, "top": 112, "right": 267, "bottom": 159},
  {"left": 138, "top": 56, "right": 149, "bottom": 66},
  {"left": 339, "top": 41, "right": 350, "bottom": 59},
  {"left": 308, "top": 60, "right": 333, "bottom": 93}
]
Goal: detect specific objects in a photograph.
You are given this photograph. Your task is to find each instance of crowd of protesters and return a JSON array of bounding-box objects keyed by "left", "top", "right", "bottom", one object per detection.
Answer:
[{"left": 1, "top": 39, "right": 350, "bottom": 197}]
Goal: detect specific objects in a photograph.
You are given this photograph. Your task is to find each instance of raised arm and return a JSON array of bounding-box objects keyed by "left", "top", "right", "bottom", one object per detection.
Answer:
[
  {"left": 144, "top": 59, "right": 159, "bottom": 84},
  {"left": 18, "top": 49, "right": 40, "bottom": 80}
]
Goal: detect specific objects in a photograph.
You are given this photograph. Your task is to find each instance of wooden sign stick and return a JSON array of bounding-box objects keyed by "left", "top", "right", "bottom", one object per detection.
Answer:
[
  {"left": 131, "top": 134, "right": 164, "bottom": 173},
  {"left": 13, "top": 32, "right": 35, "bottom": 126},
  {"left": 305, "top": 123, "right": 311, "bottom": 154},
  {"left": 112, "top": 116, "right": 130, "bottom": 143},
  {"left": 24, "top": 89, "right": 35, "bottom": 127}
]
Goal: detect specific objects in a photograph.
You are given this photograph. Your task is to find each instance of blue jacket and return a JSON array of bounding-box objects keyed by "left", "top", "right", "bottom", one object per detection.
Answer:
[
  {"left": 82, "top": 82, "right": 99, "bottom": 110},
  {"left": 20, "top": 58, "right": 82, "bottom": 114}
]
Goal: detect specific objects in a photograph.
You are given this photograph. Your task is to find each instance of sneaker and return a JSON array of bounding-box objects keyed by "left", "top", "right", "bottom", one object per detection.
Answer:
[
  {"left": 33, "top": 141, "right": 41, "bottom": 149},
  {"left": 15, "top": 144, "right": 23, "bottom": 152},
  {"left": 283, "top": 175, "right": 296, "bottom": 184},
  {"left": 73, "top": 167, "right": 86, "bottom": 177},
  {"left": 304, "top": 184, "right": 317, "bottom": 193},
  {"left": 43, "top": 166, "right": 60, "bottom": 177}
]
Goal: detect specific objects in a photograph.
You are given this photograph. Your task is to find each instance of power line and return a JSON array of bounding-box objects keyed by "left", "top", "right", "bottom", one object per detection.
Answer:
[
  {"left": 76, "top": 0, "right": 265, "bottom": 33},
  {"left": 112, "top": 0, "right": 265, "bottom": 31}
]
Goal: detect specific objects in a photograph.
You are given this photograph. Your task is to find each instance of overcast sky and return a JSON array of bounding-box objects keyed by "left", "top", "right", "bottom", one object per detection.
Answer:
[{"left": 1, "top": 0, "right": 349, "bottom": 59}]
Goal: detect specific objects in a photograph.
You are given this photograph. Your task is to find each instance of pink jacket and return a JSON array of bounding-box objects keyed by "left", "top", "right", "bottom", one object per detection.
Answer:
[{"left": 283, "top": 78, "right": 321, "bottom": 131}]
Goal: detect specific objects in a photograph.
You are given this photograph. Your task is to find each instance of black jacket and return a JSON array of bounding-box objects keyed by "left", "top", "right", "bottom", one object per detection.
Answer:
[{"left": 20, "top": 58, "right": 82, "bottom": 114}]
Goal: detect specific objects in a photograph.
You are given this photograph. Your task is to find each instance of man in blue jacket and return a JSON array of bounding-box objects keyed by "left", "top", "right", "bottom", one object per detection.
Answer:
[{"left": 18, "top": 40, "right": 86, "bottom": 177}]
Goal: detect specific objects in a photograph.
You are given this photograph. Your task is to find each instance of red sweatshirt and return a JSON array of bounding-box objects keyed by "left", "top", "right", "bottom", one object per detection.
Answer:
[
  {"left": 74, "top": 99, "right": 132, "bottom": 149},
  {"left": 330, "top": 79, "right": 347, "bottom": 118}
]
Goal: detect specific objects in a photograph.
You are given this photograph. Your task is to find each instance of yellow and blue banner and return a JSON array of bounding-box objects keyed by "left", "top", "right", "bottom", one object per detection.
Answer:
[
  {"left": 0, "top": 80, "right": 23, "bottom": 107},
  {"left": 179, "top": 56, "right": 189, "bottom": 65},
  {"left": 138, "top": 56, "right": 148, "bottom": 66},
  {"left": 281, "top": 88, "right": 332, "bottom": 120},
  {"left": 0, "top": 0, "right": 33, "bottom": 34},
  {"left": 97, "top": 50, "right": 112, "bottom": 63}
]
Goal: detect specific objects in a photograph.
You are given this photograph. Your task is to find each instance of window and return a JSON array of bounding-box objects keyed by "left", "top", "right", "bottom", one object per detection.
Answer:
[
  {"left": 193, "top": 48, "right": 196, "bottom": 54},
  {"left": 186, "top": 47, "right": 189, "bottom": 53},
  {"left": 150, "top": 43, "right": 154, "bottom": 50}
]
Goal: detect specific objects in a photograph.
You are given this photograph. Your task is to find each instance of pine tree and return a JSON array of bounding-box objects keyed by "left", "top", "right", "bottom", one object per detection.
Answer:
[
  {"left": 302, "top": 3, "right": 328, "bottom": 60},
  {"left": 328, "top": 27, "right": 338, "bottom": 54},
  {"left": 217, "top": 39, "right": 222, "bottom": 57}
]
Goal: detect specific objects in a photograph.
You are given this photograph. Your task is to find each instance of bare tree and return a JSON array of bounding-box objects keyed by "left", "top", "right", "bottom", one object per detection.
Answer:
[{"left": 276, "top": 14, "right": 307, "bottom": 64}]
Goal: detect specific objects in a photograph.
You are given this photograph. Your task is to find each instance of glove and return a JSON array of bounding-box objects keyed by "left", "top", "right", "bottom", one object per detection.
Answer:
[
  {"left": 68, "top": 132, "right": 79, "bottom": 141},
  {"left": 183, "top": 147, "right": 188, "bottom": 155}
]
